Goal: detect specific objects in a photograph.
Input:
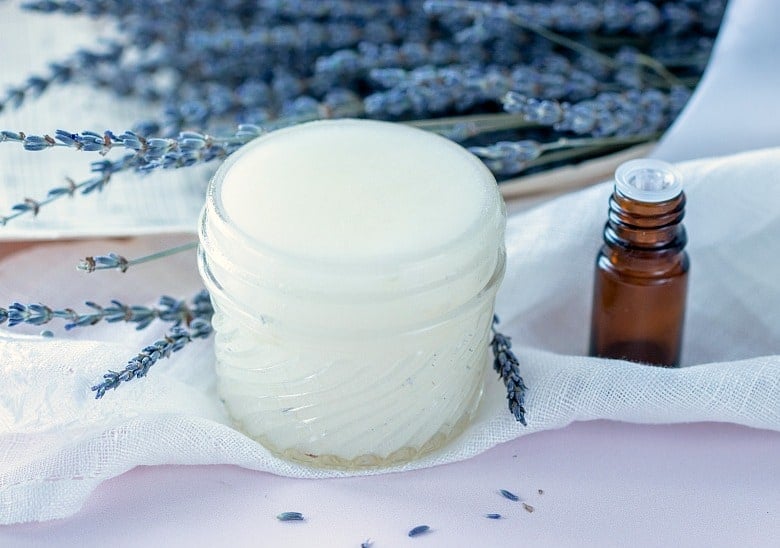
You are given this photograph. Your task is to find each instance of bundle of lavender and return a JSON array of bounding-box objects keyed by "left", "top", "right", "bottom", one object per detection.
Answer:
[{"left": 0, "top": 0, "right": 727, "bottom": 423}]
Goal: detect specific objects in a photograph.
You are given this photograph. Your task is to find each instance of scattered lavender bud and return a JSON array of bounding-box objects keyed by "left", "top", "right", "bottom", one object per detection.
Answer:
[
  {"left": 499, "top": 489, "right": 520, "bottom": 502},
  {"left": 485, "top": 513, "right": 503, "bottom": 519},
  {"left": 408, "top": 525, "right": 431, "bottom": 537},
  {"left": 276, "top": 511, "right": 304, "bottom": 522}
]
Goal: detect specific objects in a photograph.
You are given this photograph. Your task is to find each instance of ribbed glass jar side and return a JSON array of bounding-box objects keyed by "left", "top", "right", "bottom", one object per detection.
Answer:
[{"left": 200, "top": 246, "right": 504, "bottom": 468}]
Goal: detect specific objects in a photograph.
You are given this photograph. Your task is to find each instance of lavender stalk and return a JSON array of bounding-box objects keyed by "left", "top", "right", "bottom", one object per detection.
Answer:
[
  {"left": 0, "top": 41, "right": 125, "bottom": 114},
  {"left": 469, "top": 133, "right": 659, "bottom": 176},
  {"left": 91, "top": 317, "right": 213, "bottom": 398},
  {"left": 0, "top": 126, "right": 263, "bottom": 224},
  {"left": 423, "top": 0, "right": 688, "bottom": 88},
  {"left": 491, "top": 316, "right": 527, "bottom": 425},
  {"left": 0, "top": 154, "right": 132, "bottom": 225},
  {"left": 502, "top": 88, "right": 691, "bottom": 138},
  {"left": 77, "top": 242, "right": 198, "bottom": 273},
  {"left": 0, "top": 290, "right": 212, "bottom": 331}
]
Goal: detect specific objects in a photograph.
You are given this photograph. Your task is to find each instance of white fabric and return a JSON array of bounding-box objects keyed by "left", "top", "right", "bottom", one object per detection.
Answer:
[
  {"left": 652, "top": 0, "right": 780, "bottom": 161},
  {"left": 1, "top": 146, "right": 778, "bottom": 524}
]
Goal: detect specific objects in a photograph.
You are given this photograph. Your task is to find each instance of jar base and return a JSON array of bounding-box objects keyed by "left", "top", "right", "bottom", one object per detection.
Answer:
[{"left": 231, "top": 408, "right": 475, "bottom": 470}]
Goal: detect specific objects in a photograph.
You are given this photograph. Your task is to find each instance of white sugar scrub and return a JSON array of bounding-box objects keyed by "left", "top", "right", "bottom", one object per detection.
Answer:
[{"left": 198, "top": 119, "right": 506, "bottom": 468}]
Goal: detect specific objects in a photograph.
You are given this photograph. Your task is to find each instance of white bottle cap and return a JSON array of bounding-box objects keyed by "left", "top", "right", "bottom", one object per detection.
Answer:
[{"left": 614, "top": 158, "right": 683, "bottom": 203}]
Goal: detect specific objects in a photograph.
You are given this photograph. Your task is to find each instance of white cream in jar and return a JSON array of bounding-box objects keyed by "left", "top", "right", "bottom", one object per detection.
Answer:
[{"left": 198, "top": 119, "right": 505, "bottom": 468}]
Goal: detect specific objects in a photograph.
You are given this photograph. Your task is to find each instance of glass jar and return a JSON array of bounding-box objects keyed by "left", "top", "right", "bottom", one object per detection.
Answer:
[{"left": 198, "top": 119, "right": 506, "bottom": 468}]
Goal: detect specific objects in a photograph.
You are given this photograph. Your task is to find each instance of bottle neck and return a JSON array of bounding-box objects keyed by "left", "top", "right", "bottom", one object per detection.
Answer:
[{"left": 604, "top": 190, "right": 687, "bottom": 250}]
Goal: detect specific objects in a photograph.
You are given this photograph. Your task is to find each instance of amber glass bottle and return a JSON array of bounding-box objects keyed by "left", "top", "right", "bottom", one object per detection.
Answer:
[{"left": 589, "top": 159, "right": 689, "bottom": 367}]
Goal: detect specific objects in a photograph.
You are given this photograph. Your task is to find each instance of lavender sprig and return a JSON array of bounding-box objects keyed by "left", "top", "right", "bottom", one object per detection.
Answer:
[
  {"left": 0, "top": 125, "right": 264, "bottom": 158},
  {"left": 314, "top": 40, "right": 493, "bottom": 83},
  {"left": 365, "top": 59, "right": 600, "bottom": 118},
  {"left": 424, "top": 0, "right": 725, "bottom": 37},
  {"left": 0, "top": 126, "right": 263, "bottom": 224},
  {"left": 406, "top": 112, "right": 533, "bottom": 142},
  {"left": 491, "top": 316, "right": 527, "bottom": 425},
  {"left": 1, "top": 86, "right": 366, "bottom": 161},
  {"left": 469, "top": 133, "right": 658, "bottom": 175},
  {"left": 0, "top": 153, "right": 133, "bottom": 225},
  {"left": 159, "top": 82, "right": 365, "bottom": 134},
  {"left": 22, "top": 0, "right": 174, "bottom": 17},
  {"left": 185, "top": 21, "right": 394, "bottom": 56},
  {"left": 256, "top": 0, "right": 408, "bottom": 20},
  {"left": 0, "top": 290, "right": 212, "bottom": 331},
  {"left": 0, "top": 41, "right": 124, "bottom": 114},
  {"left": 91, "top": 317, "right": 213, "bottom": 398},
  {"left": 503, "top": 87, "right": 691, "bottom": 138},
  {"left": 424, "top": 1, "right": 617, "bottom": 64},
  {"left": 423, "top": 0, "right": 687, "bottom": 88},
  {"left": 77, "top": 242, "right": 198, "bottom": 273}
]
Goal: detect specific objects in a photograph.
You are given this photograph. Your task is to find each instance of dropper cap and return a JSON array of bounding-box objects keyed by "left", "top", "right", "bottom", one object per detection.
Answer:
[{"left": 614, "top": 159, "right": 683, "bottom": 203}]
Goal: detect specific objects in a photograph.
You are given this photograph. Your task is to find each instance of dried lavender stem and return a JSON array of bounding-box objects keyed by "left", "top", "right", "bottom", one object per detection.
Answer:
[
  {"left": 0, "top": 154, "right": 133, "bottom": 225},
  {"left": 528, "top": 24, "right": 684, "bottom": 88},
  {"left": 77, "top": 242, "right": 198, "bottom": 273},
  {"left": 635, "top": 53, "right": 687, "bottom": 88},
  {"left": 0, "top": 175, "right": 109, "bottom": 225},
  {"left": 470, "top": 132, "right": 660, "bottom": 176},
  {"left": 406, "top": 112, "right": 536, "bottom": 139},
  {"left": 91, "top": 318, "right": 213, "bottom": 398},
  {"left": 544, "top": 134, "right": 656, "bottom": 154},
  {"left": 539, "top": 133, "right": 659, "bottom": 158},
  {"left": 490, "top": 316, "right": 527, "bottom": 425},
  {"left": 499, "top": 142, "right": 656, "bottom": 200},
  {"left": 0, "top": 290, "right": 212, "bottom": 331}
]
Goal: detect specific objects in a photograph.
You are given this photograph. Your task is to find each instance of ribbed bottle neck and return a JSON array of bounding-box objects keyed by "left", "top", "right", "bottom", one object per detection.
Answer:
[{"left": 604, "top": 190, "right": 687, "bottom": 250}]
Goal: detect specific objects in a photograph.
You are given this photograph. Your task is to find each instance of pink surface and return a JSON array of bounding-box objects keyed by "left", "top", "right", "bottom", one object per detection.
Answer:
[{"left": 2, "top": 420, "right": 778, "bottom": 547}]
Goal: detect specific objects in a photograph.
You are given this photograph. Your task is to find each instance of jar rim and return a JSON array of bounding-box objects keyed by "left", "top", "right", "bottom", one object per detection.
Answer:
[{"left": 201, "top": 120, "right": 504, "bottom": 274}]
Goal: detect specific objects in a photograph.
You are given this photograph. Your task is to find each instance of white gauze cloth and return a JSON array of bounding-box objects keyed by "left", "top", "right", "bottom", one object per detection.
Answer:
[{"left": 1, "top": 147, "right": 778, "bottom": 524}]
